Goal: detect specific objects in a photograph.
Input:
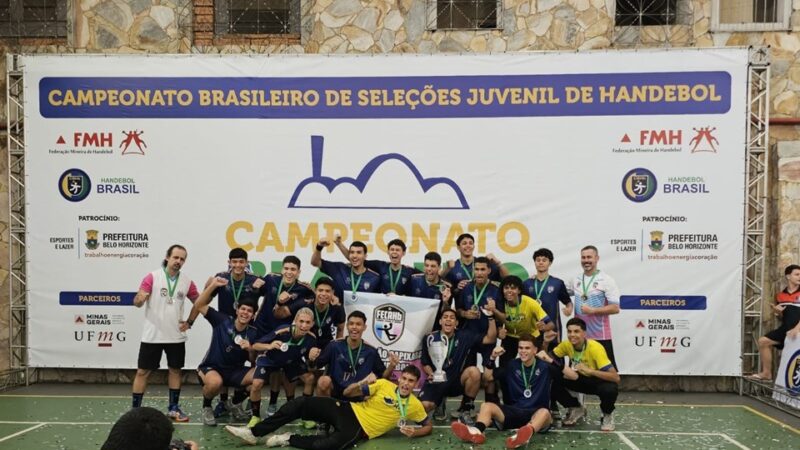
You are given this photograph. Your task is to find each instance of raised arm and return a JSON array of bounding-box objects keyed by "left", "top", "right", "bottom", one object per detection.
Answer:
[
  {"left": 190, "top": 276, "right": 226, "bottom": 318},
  {"left": 334, "top": 234, "right": 349, "bottom": 259},
  {"left": 311, "top": 238, "right": 330, "bottom": 268}
]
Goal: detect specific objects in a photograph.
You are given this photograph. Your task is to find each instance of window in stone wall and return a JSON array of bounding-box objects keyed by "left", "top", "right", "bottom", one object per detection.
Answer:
[
  {"left": 0, "top": 0, "right": 67, "bottom": 38},
  {"left": 433, "top": 0, "right": 498, "bottom": 29},
  {"left": 712, "top": 0, "right": 790, "bottom": 31},
  {"left": 215, "top": 0, "right": 301, "bottom": 35},
  {"left": 615, "top": 0, "right": 678, "bottom": 27}
]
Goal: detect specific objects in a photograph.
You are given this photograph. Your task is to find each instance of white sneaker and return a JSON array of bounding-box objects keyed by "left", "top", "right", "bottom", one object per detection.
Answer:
[
  {"left": 224, "top": 425, "right": 258, "bottom": 445},
  {"left": 562, "top": 406, "right": 586, "bottom": 426},
  {"left": 266, "top": 432, "right": 292, "bottom": 447},
  {"left": 201, "top": 406, "right": 217, "bottom": 426},
  {"left": 600, "top": 413, "right": 615, "bottom": 431},
  {"left": 266, "top": 404, "right": 278, "bottom": 417}
]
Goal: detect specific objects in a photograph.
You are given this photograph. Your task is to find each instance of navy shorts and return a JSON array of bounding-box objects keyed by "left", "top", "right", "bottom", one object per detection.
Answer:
[
  {"left": 254, "top": 364, "right": 307, "bottom": 382},
  {"left": 198, "top": 366, "right": 251, "bottom": 387},
  {"left": 419, "top": 377, "right": 464, "bottom": 405},
  {"left": 498, "top": 405, "right": 534, "bottom": 430}
]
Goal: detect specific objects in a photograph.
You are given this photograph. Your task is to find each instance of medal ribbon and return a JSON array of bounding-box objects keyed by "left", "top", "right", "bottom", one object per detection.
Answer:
[
  {"left": 572, "top": 345, "right": 585, "bottom": 364},
  {"left": 286, "top": 325, "right": 306, "bottom": 347},
  {"left": 314, "top": 305, "right": 330, "bottom": 329},
  {"left": 163, "top": 268, "right": 179, "bottom": 299},
  {"left": 350, "top": 269, "right": 364, "bottom": 293},
  {"left": 276, "top": 279, "right": 295, "bottom": 304},
  {"left": 521, "top": 360, "right": 535, "bottom": 391},
  {"left": 581, "top": 271, "right": 599, "bottom": 300},
  {"left": 388, "top": 267, "right": 402, "bottom": 293},
  {"left": 441, "top": 331, "right": 455, "bottom": 366},
  {"left": 472, "top": 282, "right": 489, "bottom": 308},
  {"left": 230, "top": 275, "right": 245, "bottom": 303},
  {"left": 230, "top": 327, "right": 245, "bottom": 342},
  {"left": 534, "top": 276, "right": 550, "bottom": 301},
  {"left": 507, "top": 300, "right": 521, "bottom": 322},
  {"left": 461, "top": 260, "right": 474, "bottom": 281},
  {"left": 347, "top": 339, "right": 363, "bottom": 371},
  {"left": 395, "top": 388, "right": 409, "bottom": 421}
]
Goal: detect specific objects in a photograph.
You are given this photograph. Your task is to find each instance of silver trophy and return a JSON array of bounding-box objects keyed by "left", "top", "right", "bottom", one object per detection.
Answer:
[{"left": 427, "top": 333, "right": 449, "bottom": 383}]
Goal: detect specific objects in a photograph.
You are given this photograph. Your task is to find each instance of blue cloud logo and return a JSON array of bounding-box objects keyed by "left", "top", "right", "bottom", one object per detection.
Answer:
[{"left": 288, "top": 136, "right": 469, "bottom": 210}]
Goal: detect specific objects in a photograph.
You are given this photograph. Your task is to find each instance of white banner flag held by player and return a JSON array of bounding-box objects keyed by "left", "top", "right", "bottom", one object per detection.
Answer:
[
  {"left": 773, "top": 306, "right": 800, "bottom": 409},
  {"left": 344, "top": 291, "right": 439, "bottom": 383}
]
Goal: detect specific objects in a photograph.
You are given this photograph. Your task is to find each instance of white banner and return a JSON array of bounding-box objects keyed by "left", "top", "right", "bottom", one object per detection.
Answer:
[
  {"left": 22, "top": 49, "right": 747, "bottom": 374},
  {"left": 344, "top": 290, "right": 438, "bottom": 382},
  {"left": 773, "top": 314, "right": 800, "bottom": 408}
]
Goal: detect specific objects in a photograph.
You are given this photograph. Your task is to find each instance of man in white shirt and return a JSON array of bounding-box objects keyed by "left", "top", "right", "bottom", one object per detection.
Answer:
[{"left": 131, "top": 244, "right": 199, "bottom": 422}]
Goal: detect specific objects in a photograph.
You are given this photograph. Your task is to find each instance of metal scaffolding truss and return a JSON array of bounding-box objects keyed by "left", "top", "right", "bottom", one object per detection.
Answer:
[
  {"left": 5, "top": 54, "right": 31, "bottom": 389},
  {"left": 736, "top": 47, "right": 798, "bottom": 417}
]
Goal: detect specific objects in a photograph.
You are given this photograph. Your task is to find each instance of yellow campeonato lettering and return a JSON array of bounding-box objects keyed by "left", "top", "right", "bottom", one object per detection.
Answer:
[
  {"left": 48, "top": 89, "right": 193, "bottom": 107},
  {"left": 227, "top": 221, "right": 529, "bottom": 255}
]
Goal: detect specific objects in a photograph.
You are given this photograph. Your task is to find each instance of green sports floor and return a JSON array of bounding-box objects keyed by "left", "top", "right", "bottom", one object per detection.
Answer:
[{"left": 0, "top": 385, "right": 797, "bottom": 449}]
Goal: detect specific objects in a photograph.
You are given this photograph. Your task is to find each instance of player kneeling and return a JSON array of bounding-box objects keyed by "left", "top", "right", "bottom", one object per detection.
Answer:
[{"left": 451, "top": 333, "right": 554, "bottom": 449}]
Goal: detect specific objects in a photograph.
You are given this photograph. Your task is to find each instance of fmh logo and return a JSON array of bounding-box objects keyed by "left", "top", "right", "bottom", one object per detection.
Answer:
[
  {"left": 621, "top": 168, "right": 657, "bottom": 203},
  {"left": 689, "top": 127, "right": 719, "bottom": 153},
  {"left": 54, "top": 130, "right": 147, "bottom": 155},
  {"left": 120, "top": 130, "right": 147, "bottom": 155},
  {"left": 58, "top": 168, "right": 91, "bottom": 202},
  {"left": 373, "top": 303, "right": 405, "bottom": 346}
]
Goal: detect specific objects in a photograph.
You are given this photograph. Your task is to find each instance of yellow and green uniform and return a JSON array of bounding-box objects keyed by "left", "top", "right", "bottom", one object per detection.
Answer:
[
  {"left": 553, "top": 338, "right": 613, "bottom": 373},
  {"left": 350, "top": 378, "right": 427, "bottom": 439},
  {"left": 504, "top": 295, "right": 550, "bottom": 338}
]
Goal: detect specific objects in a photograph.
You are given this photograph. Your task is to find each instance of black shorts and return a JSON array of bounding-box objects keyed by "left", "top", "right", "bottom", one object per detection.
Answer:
[
  {"left": 137, "top": 342, "right": 185, "bottom": 370},
  {"left": 419, "top": 377, "right": 464, "bottom": 405},
  {"left": 765, "top": 327, "right": 788, "bottom": 349},
  {"left": 198, "top": 366, "right": 251, "bottom": 387}
]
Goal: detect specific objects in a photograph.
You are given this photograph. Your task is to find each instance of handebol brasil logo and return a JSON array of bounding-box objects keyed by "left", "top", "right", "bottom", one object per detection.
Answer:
[
  {"left": 58, "top": 168, "right": 91, "bottom": 202},
  {"left": 785, "top": 349, "right": 800, "bottom": 396},
  {"left": 622, "top": 167, "right": 657, "bottom": 202}
]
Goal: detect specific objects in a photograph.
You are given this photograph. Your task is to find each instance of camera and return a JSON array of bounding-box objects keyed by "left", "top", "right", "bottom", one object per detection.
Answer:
[{"left": 169, "top": 439, "right": 192, "bottom": 450}]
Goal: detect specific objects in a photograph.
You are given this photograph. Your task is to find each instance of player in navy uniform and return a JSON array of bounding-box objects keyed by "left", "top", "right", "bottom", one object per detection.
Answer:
[
  {"left": 442, "top": 233, "right": 507, "bottom": 295},
  {"left": 521, "top": 248, "right": 572, "bottom": 338},
  {"left": 253, "top": 255, "right": 314, "bottom": 338},
  {"left": 316, "top": 310, "right": 397, "bottom": 399},
  {"left": 420, "top": 309, "right": 497, "bottom": 422},
  {"left": 311, "top": 239, "right": 381, "bottom": 301},
  {"left": 451, "top": 333, "right": 553, "bottom": 449},
  {"left": 248, "top": 307, "right": 319, "bottom": 427},
  {"left": 409, "top": 252, "right": 453, "bottom": 332},
  {"left": 253, "top": 256, "right": 315, "bottom": 416},
  {"left": 456, "top": 257, "right": 504, "bottom": 334},
  {"left": 192, "top": 276, "right": 260, "bottom": 426},
  {"left": 186, "top": 247, "right": 262, "bottom": 418},
  {"left": 336, "top": 237, "right": 420, "bottom": 295},
  {"left": 308, "top": 277, "right": 345, "bottom": 351}
]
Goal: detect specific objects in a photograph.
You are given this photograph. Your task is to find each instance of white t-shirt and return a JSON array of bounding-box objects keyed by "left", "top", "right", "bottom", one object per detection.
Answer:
[{"left": 139, "top": 269, "right": 198, "bottom": 343}]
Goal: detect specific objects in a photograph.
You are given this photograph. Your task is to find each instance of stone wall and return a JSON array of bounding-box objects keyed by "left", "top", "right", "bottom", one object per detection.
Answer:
[{"left": 0, "top": 0, "right": 799, "bottom": 377}]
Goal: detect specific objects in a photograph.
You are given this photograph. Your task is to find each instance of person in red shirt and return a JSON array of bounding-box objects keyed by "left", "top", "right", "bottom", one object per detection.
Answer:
[{"left": 749, "top": 264, "right": 800, "bottom": 381}]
